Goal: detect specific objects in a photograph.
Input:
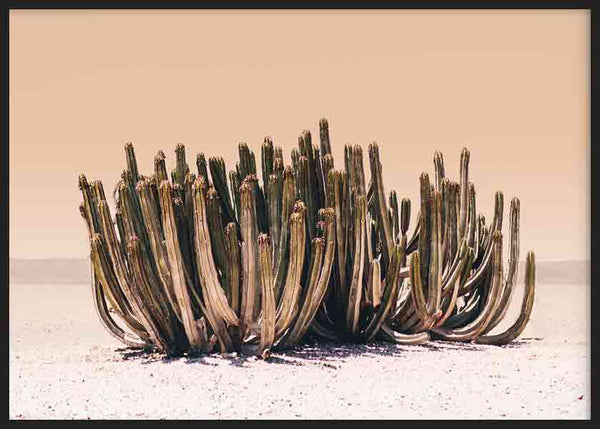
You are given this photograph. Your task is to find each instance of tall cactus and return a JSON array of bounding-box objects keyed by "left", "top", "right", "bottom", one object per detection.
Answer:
[{"left": 78, "top": 119, "right": 536, "bottom": 358}]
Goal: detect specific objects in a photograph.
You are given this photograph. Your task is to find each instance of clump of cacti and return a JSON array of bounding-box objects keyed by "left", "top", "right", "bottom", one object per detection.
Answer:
[{"left": 78, "top": 118, "right": 535, "bottom": 358}]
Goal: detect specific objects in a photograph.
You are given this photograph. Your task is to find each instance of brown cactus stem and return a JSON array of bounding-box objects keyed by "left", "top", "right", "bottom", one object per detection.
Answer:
[
  {"left": 224, "top": 222, "right": 241, "bottom": 315},
  {"left": 363, "top": 245, "right": 404, "bottom": 342},
  {"left": 346, "top": 195, "right": 366, "bottom": 338},
  {"left": 274, "top": 204, "right": 307, "bottom": 339},
  {"left": 239, "top": 181, "right": 260, "bottom": 340},
  {"left": 378, "top": 323, "right": 430, "bottom": 345},
  {"left": 261, "top": 138, "right": 275, "bottom": 195},
  {"left": 192, "top": 177, "right": 239, "bottom": 329},
  {"left": 209, "top": 156, "right": 237, "bottom": 226},
  {"left": 457, "top": 147, "right": 470, "bottom": 243},
  {"left": 475, "top": 251, "right": 535, "bottom": 345},
  {"left": 407, "top": 251, "right": 432, "bottom": 332},
  {"left": 267, "top": 174, "right": 282, "bottom": 261},
  {"left": 282, "top": 238, "right": 324, "bottom": 347},
  {"left": 433, "top": 150, "right": 445, "bottom": 192},
  {"left": 273, "top": 167, "right": 296, "bottom": 301},
  {"left": 205, "top": 187, "right": 229, "bottom": 292},
  {"left": 319, "top": 117, "right": 332, "bottom": 156},
  {"left": 89, "top": 234, "right": 149, "bottom": 341},
  {"left": 78, "top": 175, "right": 102, "bottom": 236},
  {"left": 406, "top": 212, "right": 421, "bottom": 254},
  {"left": 332, "top": 170, "right": 347, "bottom": 298},
  {"left": 127, "top": 236, "right": 174, "bottom": 354},
  {"left": 432, "top": 231, "right": 504, "bottom": 341},
  {"left": 136, "top": 180, "right": 184, "bottom": 325},
  {"left": 96, "top": 196, "right": 156, "bottom": 334},
  {"left": 196, "top": 153, "right": 209, "bottom": 184},
  {"left": 436, "top": 246, "right": 474, "bottom": 328},
  {"left": 256, "top": 234, "right": 276, "bottom": 358},
  {"left": 125, "top": 142, "right": 140, "bottom": 185},
  {"left": 285, "top": 208, "right": 336, "bottom": 347},
  {"left": 159, "top": 180, "right": 206, "bottom": 353},
  {"left": 443, "top": 181, "right": 459, "bottom": 268},
  {"left": 368, "top": 142, "right": 394, "bottom": 266},
  {"left": 428, "top": 190, "right": 443, "bottom": 315},
  {"left": 481, "top": 198, "right": 521, "bottom": 335},
  {"left": 389, "top": 191, "right": 399, "bottom": 243},
  {"left": 229, "top": 170, "right": 241, "bottom": 221},
  {"left": 418, "top": 173, "right": 432, "bottom": 294},
  {"left": 460, "top": 230, "right": 497, "bottom": 295},
  {"left": 91, "top": 267, "right": 148, "bottom": 349}
]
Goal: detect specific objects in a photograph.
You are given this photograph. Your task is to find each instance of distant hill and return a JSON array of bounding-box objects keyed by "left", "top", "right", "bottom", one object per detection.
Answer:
[{"left": 9, "top": 258, "right": 589, "bottom": 285}]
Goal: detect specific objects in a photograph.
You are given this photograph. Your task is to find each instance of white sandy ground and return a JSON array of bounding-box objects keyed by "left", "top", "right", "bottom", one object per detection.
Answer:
[{"left": 10, "top": 280, "right": 590, "bottom": 419}]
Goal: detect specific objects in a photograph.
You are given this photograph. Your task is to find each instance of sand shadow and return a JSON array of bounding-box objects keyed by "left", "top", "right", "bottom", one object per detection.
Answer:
[{"left": 113, "top": 336, "right": 540, "bottom": 367}]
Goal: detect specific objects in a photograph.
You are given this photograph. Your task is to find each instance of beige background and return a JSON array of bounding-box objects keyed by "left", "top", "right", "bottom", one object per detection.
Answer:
[{"left": 9, "top": 9, "right": 589, "bottom": 262}]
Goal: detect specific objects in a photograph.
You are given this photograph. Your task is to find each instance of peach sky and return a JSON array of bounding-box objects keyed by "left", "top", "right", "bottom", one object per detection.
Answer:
[{"left": 9, "top": 9, "right": 589, "bottom": 261}]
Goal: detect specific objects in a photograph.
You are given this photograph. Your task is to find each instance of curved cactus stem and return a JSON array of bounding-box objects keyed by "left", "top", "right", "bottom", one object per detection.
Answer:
[
  {"left": 239, "top": 180, "right": 261, "bottom": 339},
  {"left": 282, "top": 237, "right": 325, "bottom": 347},
  {"left": 285, "top": 209, "right": 336, "bottom": 346},
  {"left": 209, "top": 156, "right": 237, "bottom": 226},
  {"left": 432, "top": 232, "right": 504, "bottom": 341},
  {"left": 256, "top": 234, "right": 276, "bottom": 358},
  {"left": 378, "top": 323, "right": 430, "bottom": 345},
  {"left": 407, "top": 251, "right": 429, "bottom": 331},
  {"left": 368, "top": 142, "right": 394, "bottom": 266},
  {"left": 475, "top": 251, "right": 535, "bottom": 345},
  {"left": 481, "top": 198, "right": 521, "bottom": 334},
  {"left": 159, "top": 180, "right": 206, "bottom": 353},
  {"left": 191, "top": 177, "right": 239, "bottom": 353},
  {"left": 274, "top": 203, "right": 307, "bottom": 340},
  {"left": 436, "top": 246, "right": 474, "bottom": 328},
  {"left": 460, "top": 229, "right": 497, "bottom": 295},
  {"left": 273, "top": 167, "right": 296, "bottom": 301},
  {"left": 346, "top": 195, "right": 366, "bottom": 337},
  {"left": 225, "top": 223, "right": 241, "bottom": 315},
  {"left": 91, "top": 268, "right": 148, "bottom": 349},
  {"left": 136, "top": 179, "right": 184, "bottom": 325},
  {"left": 363, "top": 244, "right": 404, "bottom": 342},
  {"left": 89, "top": 236, "right": 150, "bottom": 344}
]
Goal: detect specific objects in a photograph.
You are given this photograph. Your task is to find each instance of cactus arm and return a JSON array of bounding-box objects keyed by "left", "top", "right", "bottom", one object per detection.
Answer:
[
  {"left": 209, "top": 156, "right": 237, "bottom": 226},
  {"left": 436, "top": 246, "right": 474, "bottom": 327},
  {"left": 368, "top": 143, "right": 394, "bottom": 266},
  {"left": 256, "top": 234, "right": 276, "bottom": 358},
  {"left": 274, "top": 205, "right": 307, "bottom": 339},
  {"left": 475, "top": 251, "right": 535, "bottom": 345},
  {"left": 457, "top": 148, "right": 470, "bottom": 242},
  {"left": 224, "top": 223, "right": 241, "bottom": 316},
  {"left": 239, "top": 180, "right": 261, "bottom": 339},
  {"left": 433, "top": 150, "right": 445, "bottom": 192},
  {"left": 191, "top": 178, "right": 239, "bottom": 329},
  {"left": 378, "top": 323, "right": 430, "bottom": 345},
  {"left": 136, "top": 180, "right": 184, "bottom": 324},
  {"left": 346, "top": 196, "right": 366, "bottom": 337},
  {"left": 283, "top": 238, "right": 325, "bottom": 346},
  {"left": 89, "top": 234, "right": 150, "bottom": 340},
  {"left": 273, "top": 167, "right": 296, "bottom": 301},
  {"left": 432, "top": 232, "right": 504, "bottom": 341},
  {"left": 295, "top": 210, "right": 336, "bottom": 342},
  {"left": 91, "top": 267, "right": 148, "bottom": 349},
  {"left": 159, "top": 180, "right": 206, "bottom": 353},
  {"left": 481, "top": 198, "right": 521, "bottom": 334},
  {"left": 363, "top": 245, "right": 403, "bottom": 342}
]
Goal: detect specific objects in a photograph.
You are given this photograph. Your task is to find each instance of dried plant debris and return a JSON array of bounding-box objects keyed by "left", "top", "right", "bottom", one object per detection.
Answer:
[{"left": 78, "top": 119, "right": 535, "bottom": 358}]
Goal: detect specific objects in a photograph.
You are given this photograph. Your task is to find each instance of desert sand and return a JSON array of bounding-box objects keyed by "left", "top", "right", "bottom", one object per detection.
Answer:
[{"left": 10, "top": 277, "right": 590, "bottom": 419}]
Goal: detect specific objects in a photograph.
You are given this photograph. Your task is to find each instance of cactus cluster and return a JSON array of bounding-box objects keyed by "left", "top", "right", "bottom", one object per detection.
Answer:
[{"left": 78, "top": 119, "right": 535, "bottom": 358}]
